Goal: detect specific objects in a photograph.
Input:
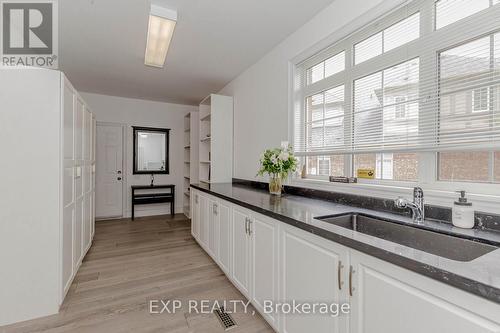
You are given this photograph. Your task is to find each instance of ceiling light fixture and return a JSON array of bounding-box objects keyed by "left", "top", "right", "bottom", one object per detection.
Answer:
[{"left": 144, "top": 4, "right": 177, "bottom": 68}]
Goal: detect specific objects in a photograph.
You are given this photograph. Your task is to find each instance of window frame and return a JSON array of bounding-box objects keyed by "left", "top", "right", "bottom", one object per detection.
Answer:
[
  {"left": 290, "top": 0, "right": 500, "bottom": 200},
  {"left": 471, "top": 87, "right": 491, "bottom": 113}
]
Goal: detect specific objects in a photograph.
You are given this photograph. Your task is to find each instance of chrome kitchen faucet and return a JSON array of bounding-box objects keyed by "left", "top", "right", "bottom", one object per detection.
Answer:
[{"left": 394, "top": 187, "right": 425, "bottom": 224}]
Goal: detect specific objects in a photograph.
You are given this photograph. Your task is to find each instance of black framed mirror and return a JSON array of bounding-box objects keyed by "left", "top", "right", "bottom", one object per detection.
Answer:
[{"left": 133, "top": 126, "right": 170, "bottom": 174}]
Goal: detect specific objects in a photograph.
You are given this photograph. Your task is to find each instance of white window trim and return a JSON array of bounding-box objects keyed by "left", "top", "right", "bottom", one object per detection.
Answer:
[
  {"left": 472, "top": 87, "right": 490, "bottom": 113},
  {"left": 289, "top": 0, "right": 500, "bottom": 213}
]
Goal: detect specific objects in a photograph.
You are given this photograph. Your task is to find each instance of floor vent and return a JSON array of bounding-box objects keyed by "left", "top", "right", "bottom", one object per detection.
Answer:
[{"left": 214, "top": 306, "right": 237, "bottom": 331}]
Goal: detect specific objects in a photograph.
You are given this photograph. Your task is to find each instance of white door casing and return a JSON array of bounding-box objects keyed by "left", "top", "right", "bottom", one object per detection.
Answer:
[{"left": 95, "top": 124, "right": 123, "bottom": 218}]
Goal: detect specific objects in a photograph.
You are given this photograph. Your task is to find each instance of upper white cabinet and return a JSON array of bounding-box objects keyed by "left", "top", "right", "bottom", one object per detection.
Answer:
[
  {"left": 198, "top": 94, "right": 233, "bottom": 184},
  {"left": 0, "top": 69, "right": 95, "bottom": 326}
]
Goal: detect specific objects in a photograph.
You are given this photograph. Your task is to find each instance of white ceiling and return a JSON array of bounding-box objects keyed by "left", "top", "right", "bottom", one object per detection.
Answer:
[{"left": 59, "top": 0, "right": 335, "bottom": 105}]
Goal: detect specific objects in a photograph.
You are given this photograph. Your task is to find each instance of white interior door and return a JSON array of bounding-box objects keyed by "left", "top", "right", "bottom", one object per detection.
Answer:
[{"left": 96, "top": 124, "right": 123, "bottom": 218}]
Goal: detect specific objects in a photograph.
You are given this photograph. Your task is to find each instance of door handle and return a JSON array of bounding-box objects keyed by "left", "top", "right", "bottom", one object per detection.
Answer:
[
  {"left": 117, "top": 177, "right": 122, "bottom": 181},
  {"left": 245, "top": 218, "right": 249, "bottom": 235},
  {"left": 117, "top": 170, "right": 122, "bottom": 174},
  {"left": 349, "top": 265, "right": 355, "bottom": 297},
  {"left": 338, "top": 261, "right": 344, "bottom": 290},
  {"left": 248, "top": 220, "right": 253, "bottom": 236},
  {"left": 213, "top": 203, "right": 218, "bottom": 215}
]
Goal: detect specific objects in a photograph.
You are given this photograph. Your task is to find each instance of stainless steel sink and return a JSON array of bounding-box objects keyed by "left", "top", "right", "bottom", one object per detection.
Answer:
[{"left": 316, "top": 213, "right": 498, "bottom": 262}]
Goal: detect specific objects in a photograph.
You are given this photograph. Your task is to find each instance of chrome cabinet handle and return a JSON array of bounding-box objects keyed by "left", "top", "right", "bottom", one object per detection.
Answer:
[
  {"left": 213, "top": 203, "right": 218, "bottom": 215},
  {"left": 244, "top": 218, "right": 248, "bottom": 235},
  {"left": 248, "top": 219, "right": 253, "bottom": 236},
  {"left": 338, "top": 261, "right": 344, "bottom": 290},
  {"left": 349, "top": 265, "right": 355, "bottom": 297}
]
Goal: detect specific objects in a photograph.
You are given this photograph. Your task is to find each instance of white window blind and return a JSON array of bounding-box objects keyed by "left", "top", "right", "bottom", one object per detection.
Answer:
[
  {"left": 353, "top": 58, "right": 420, "bottom": 152},
  {"left": 293, "top": 0, "right": 500, "bottom": 158},
  {"left": 438, "top": 32, "right": 500, "bottom": 149},
  {"left": 354, "top": 13, "right": 420, "bottom": 65}
]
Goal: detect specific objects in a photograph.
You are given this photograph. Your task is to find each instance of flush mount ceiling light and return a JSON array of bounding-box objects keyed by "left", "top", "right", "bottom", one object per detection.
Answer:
[{"left": 144, "top": 4, "right": 177, "bottom": 68}]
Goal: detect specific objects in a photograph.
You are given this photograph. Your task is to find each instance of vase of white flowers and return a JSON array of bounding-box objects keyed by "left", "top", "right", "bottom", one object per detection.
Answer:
[{"left": 257, "top": 145, "right": 299, "bottom": 196}]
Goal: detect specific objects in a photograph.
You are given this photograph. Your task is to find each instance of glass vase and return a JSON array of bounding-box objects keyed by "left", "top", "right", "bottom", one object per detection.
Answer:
[{"left": 269, "top": 174, "right": 282, "bottom": 196}]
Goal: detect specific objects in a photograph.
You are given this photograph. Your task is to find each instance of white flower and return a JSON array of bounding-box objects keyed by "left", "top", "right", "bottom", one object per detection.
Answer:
[{"left": 278, "top": 151, "right": 288, "bottom": 161}]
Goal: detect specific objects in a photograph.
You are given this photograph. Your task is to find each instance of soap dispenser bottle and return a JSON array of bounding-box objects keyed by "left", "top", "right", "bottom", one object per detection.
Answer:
[{"left": 452, "top": 190, "right": 474, "bottom": 229}]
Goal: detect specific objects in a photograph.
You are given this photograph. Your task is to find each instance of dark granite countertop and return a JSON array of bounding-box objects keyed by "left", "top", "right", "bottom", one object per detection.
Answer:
[{"left": 191, "top": 182, "right": 500, "bottom": 304}]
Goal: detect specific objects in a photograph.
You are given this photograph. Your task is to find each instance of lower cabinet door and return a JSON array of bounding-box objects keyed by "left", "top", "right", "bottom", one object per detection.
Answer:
[
  {"left": 207, "top": 199, "right": 219, "bottom": 259},
  {"left": 217, "top": 201, "right": 231, "bottom": 274},
  {"left": 73, "top": 199, "right": 83, "bottom": 267},
  {"left": 62, "top": 204, "right": 74, "bottom": 294},
  {"left": 231, "top": 207, "right": 251, "bottom": 297},
  {"left": 191, "top": 191, "right": 200, "bottom": 240},
  {"left": 83, "top": 194, "right": 91, "bottom": 251},
  {"left": 349, "top": 250, "right": 500, "bottom": 333},
  {"left": 281, "top": 224, "right": 349, "bottom": 333},
  {"left": 199, "top": 194, "right": 209, "bottom": 249},
  {"left": 251, "top": 214, "right": 279, "bottom": 330}
]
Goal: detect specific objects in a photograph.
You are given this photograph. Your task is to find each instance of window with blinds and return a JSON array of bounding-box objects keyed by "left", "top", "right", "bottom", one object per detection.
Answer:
[
  {"left": 293, "top": 0, "right": 500, "bottom": 183},
  {"left": 353, "top": 58, "right": 419, "bottom": 152}
]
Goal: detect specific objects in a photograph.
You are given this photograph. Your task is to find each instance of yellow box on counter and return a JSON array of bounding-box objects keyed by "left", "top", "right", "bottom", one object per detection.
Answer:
[{"left": 357, "top": 168, "right": 375, "bottom": 179}]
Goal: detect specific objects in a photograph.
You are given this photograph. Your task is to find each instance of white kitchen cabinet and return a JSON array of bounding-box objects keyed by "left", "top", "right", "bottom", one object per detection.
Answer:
[
  {"left": 250, "top": 213, "right": 280, "bottom": 331},
  {"left": 191, "top": 194, "right": 500, "bottom": 333},
  {"left": 191, "top": 191, "right": 200, "bottom": 240},
  {"left": 217, "top": 201, "right": 231, "bottom": 275},
  {"left": 231, "top": 206, "right": 252, "bottom": 297},
  {"left": 208, "top": 198, "right": 220, "bottom": 259},
  {"left": 281, "top": 223, "right": 349, "bottom": 333},
  {"left": 0, "top": 69, "right": 95, "bottom": 326},
  {"left": 73, "top": 198, "right": 83, "bottom": 268},
  {"left": 62, "top": 205, "right": 74, "bottom": 291},
  {"left": 199, "top": 193, "right": 209, "bottom": 249},
  {"left": 349, "top": 250, "right": 500, "bottom": 333}
]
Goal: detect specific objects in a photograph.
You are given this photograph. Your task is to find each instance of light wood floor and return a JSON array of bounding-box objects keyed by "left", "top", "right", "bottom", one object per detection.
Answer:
[{"left": 2, "top": 215, "right": 274, "bottom": 333}]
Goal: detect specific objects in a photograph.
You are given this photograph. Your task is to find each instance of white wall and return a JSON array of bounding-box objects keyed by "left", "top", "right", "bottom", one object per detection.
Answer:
[
  {"left": 81, "top": 92, "right": 197, "bottom": 218},
  {"left": 219, "top": 0, "right": 404, "bottom": 180}
]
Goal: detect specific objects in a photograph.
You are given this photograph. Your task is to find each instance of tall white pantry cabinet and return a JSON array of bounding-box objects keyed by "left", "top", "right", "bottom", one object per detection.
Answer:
[{"left": 0, "top": 68, "right": 96, "bottom": 326}]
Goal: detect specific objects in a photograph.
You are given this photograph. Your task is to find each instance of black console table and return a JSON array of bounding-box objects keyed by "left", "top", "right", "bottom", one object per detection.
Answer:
[{"left": 131, "top": 185, "right": 175, "bottom": 220}]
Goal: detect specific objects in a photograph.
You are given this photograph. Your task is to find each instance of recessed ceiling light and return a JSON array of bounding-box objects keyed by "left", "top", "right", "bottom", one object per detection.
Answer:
[{"left": 144, "top": 4, "right": 177, "bottom": 68}]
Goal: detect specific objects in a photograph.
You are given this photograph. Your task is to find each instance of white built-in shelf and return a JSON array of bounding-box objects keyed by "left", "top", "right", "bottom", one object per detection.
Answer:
[
  {"left": 198, "top": 94, "right": 233, "bottom": 184},
  {"left": 184, "top": 110, "right": 199, "bottom": 219}
]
